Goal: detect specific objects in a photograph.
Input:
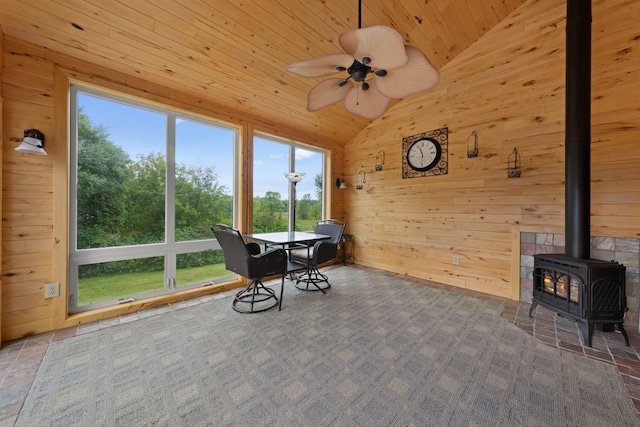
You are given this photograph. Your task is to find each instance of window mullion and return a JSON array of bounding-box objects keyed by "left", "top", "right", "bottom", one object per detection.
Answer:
[{"left": 166, "top": 113, "right": 177, "bottom": 285}]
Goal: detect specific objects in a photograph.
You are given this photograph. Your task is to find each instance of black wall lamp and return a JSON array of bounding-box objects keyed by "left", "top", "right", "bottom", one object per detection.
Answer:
[
  {"left": 335, "top": 178, "right": 348, "bottom": 189},
  {"left": 14, "top": 129, "right": 47, "bottom": 156}
]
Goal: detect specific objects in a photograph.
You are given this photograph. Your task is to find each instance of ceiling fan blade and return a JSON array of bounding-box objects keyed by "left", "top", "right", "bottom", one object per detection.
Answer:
[
  {"left": 339, "top": 25, "right": 408, "bottom": 70},
  {"left": 287, "top": 53, "right": 355, "bottom": 78},
  {"left": 343, "top": 79, "right": 391, "bottom": 121},
  {"left": 375, "top": 46, "right": 440, "bottom": 99},
  {"left": 307, "top": 78, "right": 353, "bottom": 111}
]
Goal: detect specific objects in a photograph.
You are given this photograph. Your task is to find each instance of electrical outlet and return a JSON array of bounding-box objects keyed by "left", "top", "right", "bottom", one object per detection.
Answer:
[
  {"left": 45, "top": 282, "right": 60, "bottom": 299},
  {"left": 453, "top": 255, "right": 460, "bottom": 266}
]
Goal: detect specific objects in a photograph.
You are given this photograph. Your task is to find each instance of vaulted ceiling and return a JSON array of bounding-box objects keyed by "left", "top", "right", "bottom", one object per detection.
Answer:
[{"left": 0, "top": 0, "right": 527, "bottom": 145}]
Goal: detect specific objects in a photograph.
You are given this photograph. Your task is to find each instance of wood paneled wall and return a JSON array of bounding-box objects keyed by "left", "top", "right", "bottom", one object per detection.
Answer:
[
  {"left": 0, "top": 36, "right": 345, "bottom": 341},
  {"left": 343, "top": 0, "right": 640, "bottom": 299},
  {"left": 2, "top": 0, "right": 640, "bottom": 341}
]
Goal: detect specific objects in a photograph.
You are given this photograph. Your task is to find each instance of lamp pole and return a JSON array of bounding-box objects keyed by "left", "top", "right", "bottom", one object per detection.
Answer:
[{"left": 284, "top": 172, "right": 305, "bottom": 231}]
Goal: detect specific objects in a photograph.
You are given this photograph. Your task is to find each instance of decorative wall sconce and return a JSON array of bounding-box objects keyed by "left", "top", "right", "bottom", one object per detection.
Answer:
[
  {"left": 507, "top": 147, "right": 521, "bottom": 178},
  {"left": 335, "top": 178, "right": 348, "bottom": 189},
  {"left": 14, "top": 129, "right": 47, "bottom": 155},
  {"left": 356, "top": 170, "right": 366, "bottom": 190},
  {"left": 467, "top": 130, "right": 478, "bottom": 158},
  {"left": 375, "top": 150, "right": 385, "bottom": 171}
]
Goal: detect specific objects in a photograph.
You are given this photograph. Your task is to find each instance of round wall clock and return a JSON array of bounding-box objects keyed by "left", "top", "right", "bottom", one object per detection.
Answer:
[
  {"left": 406, "top": 138, "right": 441, "bottom": 171},
  {"left": 402, "top": 127, "right": 448, "bottom": 179}
]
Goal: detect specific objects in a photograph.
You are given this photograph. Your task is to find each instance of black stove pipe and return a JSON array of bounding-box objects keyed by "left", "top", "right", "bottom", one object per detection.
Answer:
[{"left": 565, "top": 0, "right": 592, "bottom": 260}]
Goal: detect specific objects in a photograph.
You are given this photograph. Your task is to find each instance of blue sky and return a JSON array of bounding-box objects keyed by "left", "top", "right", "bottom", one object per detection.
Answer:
[{"left": 78, "top": 93, "right": 322, "bottom": 199}]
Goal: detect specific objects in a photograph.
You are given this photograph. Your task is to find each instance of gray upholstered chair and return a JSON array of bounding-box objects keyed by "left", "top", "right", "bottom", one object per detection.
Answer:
[
  {"left": 211, "top": 224, "right": 287, "bottom": 313},
  {"left": 288, "top": 219, "right": 346, "bottom": 292}
]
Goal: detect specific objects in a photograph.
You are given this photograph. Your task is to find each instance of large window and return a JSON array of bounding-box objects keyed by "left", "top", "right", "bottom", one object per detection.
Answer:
[
  {"left": 252, "top": 134, "right": 325, "bottom": 232},
  {"left": 69, "top": 86, "right": 237, "bottom": 312}
]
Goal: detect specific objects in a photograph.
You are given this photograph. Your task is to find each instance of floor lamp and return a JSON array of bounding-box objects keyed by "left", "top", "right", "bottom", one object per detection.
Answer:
[{"left": 284, "top": 172, "right": 305, "bottom": 231}]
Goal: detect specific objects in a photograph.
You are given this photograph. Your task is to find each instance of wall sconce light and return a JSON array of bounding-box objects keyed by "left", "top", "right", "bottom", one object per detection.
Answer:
[
  {"left": 507, "top": 147, "right": 521, "bottom": 178},
  {"left": 467, "top": 130, "right": 478, "bottom": 158},
  {"left": 14, "top": 129, "right": 47, "bottom": 156},
  {"left": 335, "top": 178, "right": 348, "bottom": 189},
  {"left": 375, "top": 150, "right": 385, "bottom": 171},
  {"left": 356, "top": 170, "right": 366, "bottom": 190}
]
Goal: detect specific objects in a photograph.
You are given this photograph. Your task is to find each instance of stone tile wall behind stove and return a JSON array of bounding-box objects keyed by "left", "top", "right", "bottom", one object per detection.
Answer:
[{"left": 520, "top": 233, "right": 640, "bottom": 330}]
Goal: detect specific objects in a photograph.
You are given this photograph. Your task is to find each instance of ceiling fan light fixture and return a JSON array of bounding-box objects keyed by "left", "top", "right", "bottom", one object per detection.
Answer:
[
  {"left": 348, "top": 60, "right": 370, "bottom": 82},
  {"left": 286, "top": 2, "right": 440, "bottom": 121}
]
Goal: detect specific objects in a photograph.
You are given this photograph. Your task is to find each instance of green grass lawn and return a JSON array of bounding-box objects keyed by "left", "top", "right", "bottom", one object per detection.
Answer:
[
  {"left": 296, "top": 219, "right": 317, "bottom": 231},
  {"left": 78, "top": 262, "right": 230, "bottom": 305}
]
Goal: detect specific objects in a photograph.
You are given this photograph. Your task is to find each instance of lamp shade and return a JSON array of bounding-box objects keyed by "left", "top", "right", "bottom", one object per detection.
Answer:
[
  {"left": 284, "top": 172, "right": 306, "bottom": 183},
  {"left": 15, "top": 129, "right": 47, "bottom": 156}
]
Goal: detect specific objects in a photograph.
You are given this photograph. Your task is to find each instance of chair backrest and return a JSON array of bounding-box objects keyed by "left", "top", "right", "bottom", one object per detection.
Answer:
[
  {"left": 211, "top": 224, "right": 287, "bottom": 280},
  {"left": 211, "top": 224, "right": 254, "bottom": 279},
  {"left": 314, "top": 219, "right": 346, "bottom": 245}
]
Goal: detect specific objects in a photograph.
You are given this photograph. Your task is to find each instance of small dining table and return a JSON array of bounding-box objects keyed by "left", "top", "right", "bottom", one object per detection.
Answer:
[{"left": 243, "top": 231, "right": 331, "bottom": 310}]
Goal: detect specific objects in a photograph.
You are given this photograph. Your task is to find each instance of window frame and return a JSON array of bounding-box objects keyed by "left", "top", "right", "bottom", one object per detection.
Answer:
[
  {"left": 68, "top": 85, "right": 239, "bottom": 312},
  {"left": 253, "top": 131, "right": 328, "bottom": 232}
]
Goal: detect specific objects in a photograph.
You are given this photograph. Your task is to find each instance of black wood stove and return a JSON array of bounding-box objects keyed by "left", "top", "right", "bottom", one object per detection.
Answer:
[
  {"left": 530, "top": 254, "right": 628, "bottom": 347},
  {"left": 528, "top": 0, "right": 629, "bottom": 348}
]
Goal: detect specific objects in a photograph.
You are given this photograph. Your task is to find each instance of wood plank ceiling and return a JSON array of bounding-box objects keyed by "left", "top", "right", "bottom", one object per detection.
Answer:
[{"left": 0, "top": 0, "right": 527, "bottom": 146}]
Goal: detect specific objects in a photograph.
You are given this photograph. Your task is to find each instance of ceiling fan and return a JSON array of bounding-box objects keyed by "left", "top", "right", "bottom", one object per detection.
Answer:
[{"left": 286, "top": 0, "right": 440, "bottom": 121}]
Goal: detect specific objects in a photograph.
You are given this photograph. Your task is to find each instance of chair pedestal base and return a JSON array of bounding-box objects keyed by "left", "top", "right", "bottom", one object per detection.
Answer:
[
  {"left": 232, "top": 279, "right": 278, "bottom": 313},
  {"left": 295, "top": 267, "right": 330, "bottom": 293}
]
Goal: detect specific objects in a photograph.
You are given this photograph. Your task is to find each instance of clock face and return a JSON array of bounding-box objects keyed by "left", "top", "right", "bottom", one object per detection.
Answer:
[
  {"left": 407, "top": 138, "right": 441, "bottom": 171},
  {"left": 401, "top": 127, "right": 448, "bottom": 179}
]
